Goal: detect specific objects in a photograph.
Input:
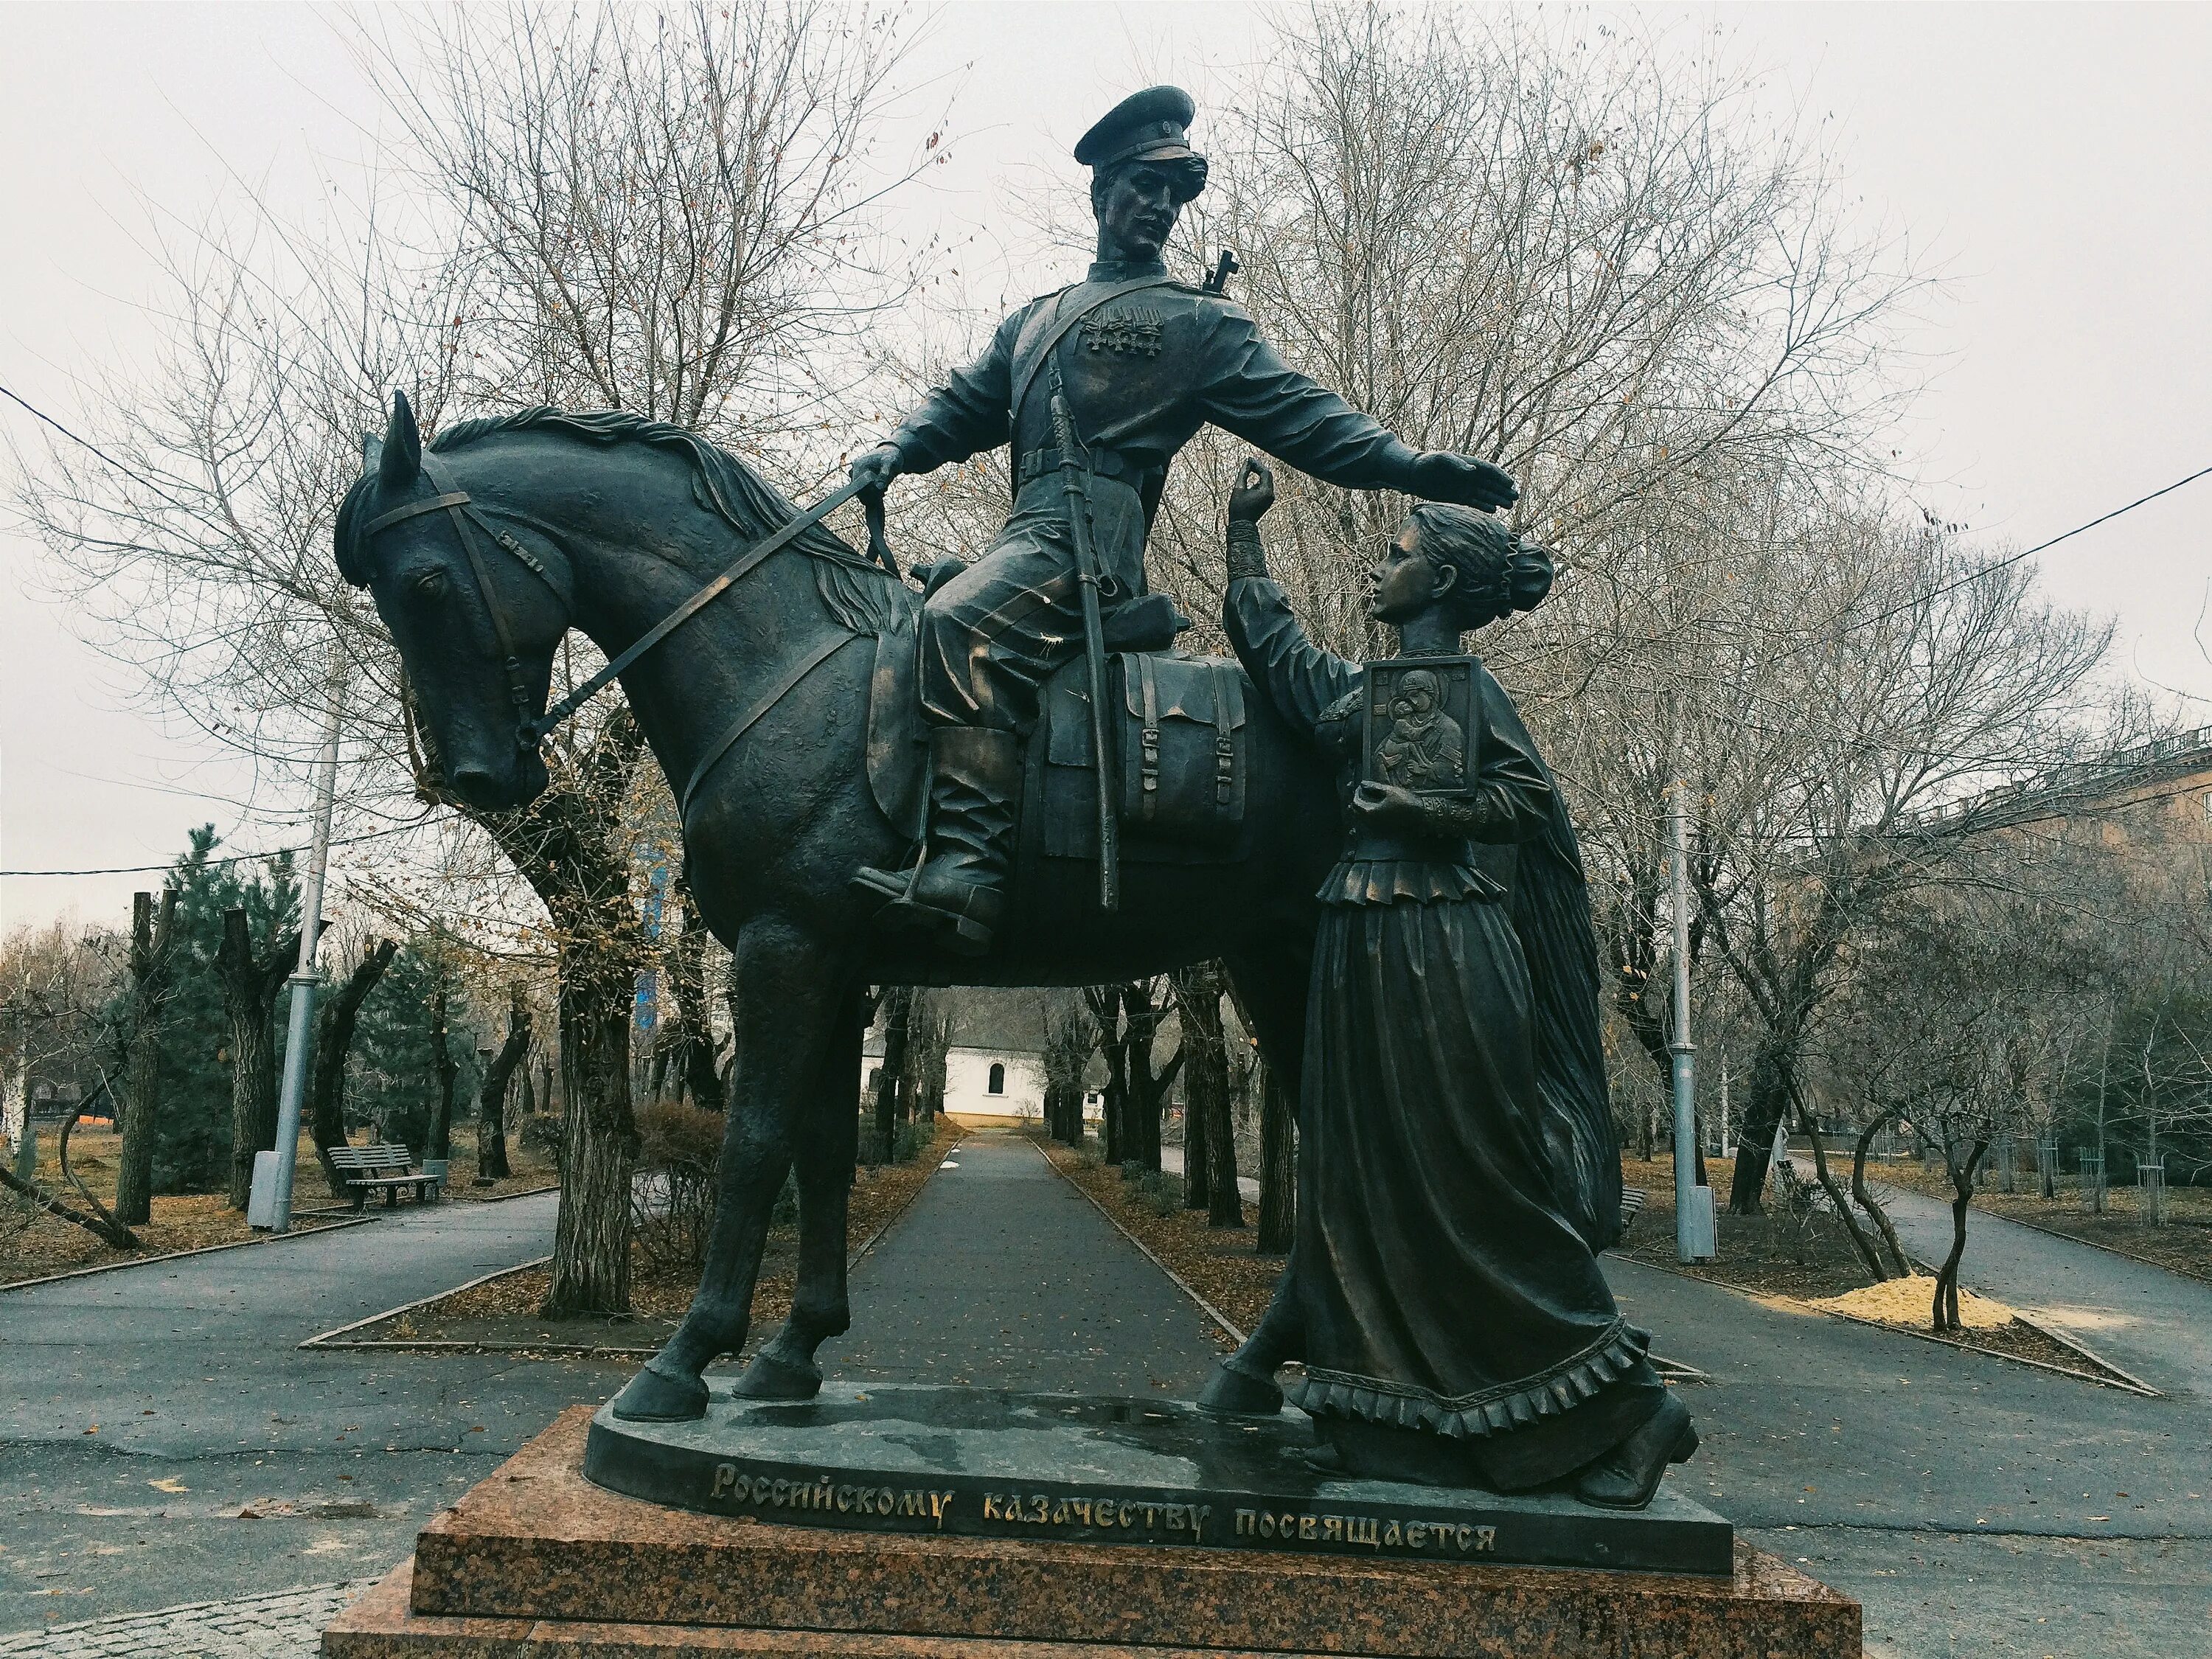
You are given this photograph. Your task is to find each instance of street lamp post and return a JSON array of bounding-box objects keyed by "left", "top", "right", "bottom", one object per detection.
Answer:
[
  {"left": 1671, "top": 782, "right": 1716, "bottom": 1262},
  {"left": 267, "top": 667, "right": 343, "bottom": 1235}
]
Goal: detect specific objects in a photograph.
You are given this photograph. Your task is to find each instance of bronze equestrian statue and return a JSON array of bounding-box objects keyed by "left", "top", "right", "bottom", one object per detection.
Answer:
[
  {"left": 333, "top": 87, "right": 1632, "bottom": 1467},
  {"left": 846, "top": 86, "right": 1514, "bottom": 954}
]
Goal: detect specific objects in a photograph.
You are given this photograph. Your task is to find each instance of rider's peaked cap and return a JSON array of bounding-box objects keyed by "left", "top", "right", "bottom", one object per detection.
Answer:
[{"left": 1074, "top": 86, "right": 1208, "bottom": 200}]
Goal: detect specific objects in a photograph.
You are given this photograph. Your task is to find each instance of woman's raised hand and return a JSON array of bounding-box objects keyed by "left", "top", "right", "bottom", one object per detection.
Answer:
[{"left": 1229, "top": 456, "right": 1276, "bottom": 524}]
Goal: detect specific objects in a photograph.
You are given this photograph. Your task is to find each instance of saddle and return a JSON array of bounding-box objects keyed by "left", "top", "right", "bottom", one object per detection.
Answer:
[{"left": 865, "top": 603, "right": 1251, "bottom": 867}]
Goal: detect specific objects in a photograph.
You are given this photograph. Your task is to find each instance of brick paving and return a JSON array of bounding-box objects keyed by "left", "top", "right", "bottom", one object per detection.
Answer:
[{"left": 0, "top": 1581, "right": 369, "bottom": 1658}]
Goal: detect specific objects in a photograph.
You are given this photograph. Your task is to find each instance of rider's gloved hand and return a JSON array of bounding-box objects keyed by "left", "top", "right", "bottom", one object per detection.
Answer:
[
  {"left": 849, "top": 442, "right": 904, "bottom": 495},
  {"left": 1405, "top": 451, "right": 1517, "bottom": 512}
]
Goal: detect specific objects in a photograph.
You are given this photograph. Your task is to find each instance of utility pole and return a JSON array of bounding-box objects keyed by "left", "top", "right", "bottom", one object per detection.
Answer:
[
  {"left": 268, "top": 664, "right": 343, "bottom": 1235},
  {"left": 1670, "top": 781, "right": 1716, "bottom": 1262}
]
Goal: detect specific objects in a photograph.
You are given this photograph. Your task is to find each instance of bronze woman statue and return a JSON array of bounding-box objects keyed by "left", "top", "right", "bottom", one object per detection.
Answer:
[{"left": 1220, "top": 460, "right": 1697, "bottom": 1509}]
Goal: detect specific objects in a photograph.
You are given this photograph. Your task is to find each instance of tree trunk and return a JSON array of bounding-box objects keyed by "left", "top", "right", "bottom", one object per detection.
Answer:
[
  {"left": 477, "top": 984, "right": 530, "bottom": 1180},
  {"left": 1, "top": 1165, "right": 139, "bottom": 1250},
  {"left": 544, "top": 942, "right": 637, "bottom": 1316},
  {"left": 307, "top": 940, "right": 398, "bottom": 1195},
  {"left": 1088, "top": 984, "right": 1129, "bottom": 1164},
  {"left": 1725, "top": 1034, "right": 1798, "bottom": 1214},
  {"left": 114, "top": 888, "right": 181, "bottom": 1227},
  {"left": 1794, "top": 1095, "right": 1883, "bottom": 1281},
  {"left": 216, "top": 907, "right": 299, "bottom": 1210},
  {"left": 427, "top": 981, "right": 459, "bottom": 1163},
  {"left": 1257, "top": 1063, "right": 1295, "bottom": 1252},
  {"left": 1121, "top": 981, "right": 1180, "bottom": 1174},
  {"left": 1851, "top": 1112, "right": 1914, "bottom": 1277},
  {"left": 1932, "top": 1138, "right": 1989, "bottom": 1333},
  {"left": 872, "top": 987, "right": 914, "bottom": 1158},
  {"left": 661, "top": 883, "right": 724, "bottom": 1111},
  {"left": 1174, "top": 963, "right": 1242, "bottom": 1228}
]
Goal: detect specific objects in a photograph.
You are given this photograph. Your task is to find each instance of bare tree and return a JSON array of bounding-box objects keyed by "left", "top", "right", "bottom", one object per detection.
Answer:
[
  {"left": 113, "top": 889, "right": 182, "bottom": 1227},
  {"left": 308, "top": 939, "right": 400, "bottom": 1195},
  {"left": 215, "top": 902, "right": 302, "bottom": 1208},
  {"left": 15, "top": 1, "right": 941, "bottom": 1314},
  {"left": 479, "top": 984, "right": 532, "bottom": 1184}
]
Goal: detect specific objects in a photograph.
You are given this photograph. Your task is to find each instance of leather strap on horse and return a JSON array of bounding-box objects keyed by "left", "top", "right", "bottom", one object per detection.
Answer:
[
  {"left": 677, "top": 630, "right": 863, "bottom": 824},
  {"left": 365, "top": 451, "right": 565, "bottom": 754},
  {"left": 532, "top": 475, "right": 889, "bottom": 745},
  {"left": 1007, "top": 274, "right": 1178, "bottom": 434}
]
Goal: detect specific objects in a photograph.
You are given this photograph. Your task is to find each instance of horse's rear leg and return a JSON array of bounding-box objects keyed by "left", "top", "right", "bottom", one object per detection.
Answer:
[
  {"left": 1200, "top": 945, "right": 1311, "bottom": 1416},
  {"left": 734, "top": 984, "right": 863, "bottom": 1400},
  {"left": 612, "top": 922, "right": 849, "bottom": 1423}
]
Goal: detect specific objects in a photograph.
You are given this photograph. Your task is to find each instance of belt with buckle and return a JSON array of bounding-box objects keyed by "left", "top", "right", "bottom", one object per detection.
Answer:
[{"left": 1017, "top": 444, "right": 1159, "bottom": 490}]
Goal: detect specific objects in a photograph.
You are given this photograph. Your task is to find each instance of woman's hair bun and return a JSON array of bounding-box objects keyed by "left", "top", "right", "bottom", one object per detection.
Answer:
[
  {"left": 1405, "top": 501, "right": 1555, "bottom": 628},
  {"left": 1504, "top": 540, "right": 1554, "bottom": 614}
]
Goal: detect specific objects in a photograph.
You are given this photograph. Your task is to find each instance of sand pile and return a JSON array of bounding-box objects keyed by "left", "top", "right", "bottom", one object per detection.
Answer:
[{"left": 1811, "top": 1276, "right": 2019, "bottom": 1331}]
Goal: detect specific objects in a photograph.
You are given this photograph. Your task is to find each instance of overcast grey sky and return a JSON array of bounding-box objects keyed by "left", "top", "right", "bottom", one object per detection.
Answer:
[{"left": 5, "top": 2, "right": 2210, "bottom": 933}]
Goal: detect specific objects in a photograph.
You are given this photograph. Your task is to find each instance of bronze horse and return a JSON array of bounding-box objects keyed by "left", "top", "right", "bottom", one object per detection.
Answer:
[{"left": 338, "top": 396, "right": 1344, "bottom": 1422}]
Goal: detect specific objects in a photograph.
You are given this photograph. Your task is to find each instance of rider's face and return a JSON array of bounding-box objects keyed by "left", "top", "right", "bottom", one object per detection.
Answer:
[{"left": 1096, "top": 164, "right": 1181, "bottom": 263}]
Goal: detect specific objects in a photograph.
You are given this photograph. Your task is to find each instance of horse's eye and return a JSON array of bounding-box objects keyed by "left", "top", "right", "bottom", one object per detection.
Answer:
[{"left": 412, "top": 569, "right": 449, "bottom": 600}]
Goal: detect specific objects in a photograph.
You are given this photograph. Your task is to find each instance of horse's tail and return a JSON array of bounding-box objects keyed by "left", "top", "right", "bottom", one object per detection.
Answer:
[{"left": 1513, "top": 781, "right": 1624, "bottom": 1252}]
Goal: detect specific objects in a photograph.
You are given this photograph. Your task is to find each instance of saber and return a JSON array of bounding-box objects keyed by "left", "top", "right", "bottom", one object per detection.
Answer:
[{"left": 1048, "top": 369, "right": 1121, "bottom": 912}]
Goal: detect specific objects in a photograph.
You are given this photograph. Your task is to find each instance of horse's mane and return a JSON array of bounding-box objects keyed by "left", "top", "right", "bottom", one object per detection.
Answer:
[{"left": 347, "top": 406, "right": 914, "bottom": 636}]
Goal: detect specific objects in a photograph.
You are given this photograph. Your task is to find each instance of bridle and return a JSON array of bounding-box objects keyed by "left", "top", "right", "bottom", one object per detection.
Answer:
[
  {"left": 361, "top": 450, "right": 574, "bottom": 756},
  {"left": 361, "top": 451, "right": 893, "bottom": 762}
]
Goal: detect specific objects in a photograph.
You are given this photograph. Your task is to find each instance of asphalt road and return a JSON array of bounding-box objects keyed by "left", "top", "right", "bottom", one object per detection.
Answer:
[
  {"left": 0, "top": 1192, "right": 600, "bottom": 1635},
  {"left": 1610, "top": 1253, "right": 2212, "bottom": 1658},
  {"left": 1869, "top": 1181, "right": 2212, "bottom": 1399},
  {"left": 4, "top": 1140, "right": 2209, "bottom": 1658}
]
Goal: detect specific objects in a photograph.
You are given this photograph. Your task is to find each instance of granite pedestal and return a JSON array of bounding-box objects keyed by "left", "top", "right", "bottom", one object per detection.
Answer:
[{"left": 324, "top": 1391, "right": 1860, "bottom": 1658}]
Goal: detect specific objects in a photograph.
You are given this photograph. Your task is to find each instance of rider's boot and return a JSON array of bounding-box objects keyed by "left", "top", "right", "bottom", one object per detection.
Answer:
[{"left": 852, "top": 726, "right": 1018, "bottom": 956}]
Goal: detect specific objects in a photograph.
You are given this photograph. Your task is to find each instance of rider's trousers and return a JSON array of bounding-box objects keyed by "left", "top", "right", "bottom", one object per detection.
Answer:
[{"left": 918, "top": 473, "right": 1149, "bottom": 731}]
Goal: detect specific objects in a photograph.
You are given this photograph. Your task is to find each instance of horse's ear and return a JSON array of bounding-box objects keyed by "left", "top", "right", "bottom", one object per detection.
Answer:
[
  {"left": 360, "top": 433, "right": 379, "bottom": 478},
  {"left": 379, "top": 390, "right": 421, "bottom": 490}
]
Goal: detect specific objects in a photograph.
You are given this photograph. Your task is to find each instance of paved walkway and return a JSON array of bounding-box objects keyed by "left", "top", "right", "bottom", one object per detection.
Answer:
[
  {"left": 830, "top": 1132, "right": 1223, "bottom": 1396},
  {"left": 11, "top": 1140, "right": 2212, "bottom": 1658},
  {"left": 1607, "top": 1253, "right": 2212, "bottom": 1659},
  {"left": 0, "top": 1192, "right": 587, "bottom": 1636},
  {"left": 1868, "top": 1181, "right": 2212, "bottom": 1397},
  {"left": 0, "top": 1581, "right": 369, "bottom": 1659}
]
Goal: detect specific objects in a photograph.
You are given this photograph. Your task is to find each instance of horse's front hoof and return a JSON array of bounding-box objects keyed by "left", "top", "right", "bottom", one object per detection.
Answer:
[
  {"left": 732, "top": 1349, "right": 823, "bottom": 1401},
  {"left": 1196, "top": 1361, "right": 1283, "bottom": 1417},
  {"left": 611, "top": 1362, "right": 711, "bottom": 1422}
]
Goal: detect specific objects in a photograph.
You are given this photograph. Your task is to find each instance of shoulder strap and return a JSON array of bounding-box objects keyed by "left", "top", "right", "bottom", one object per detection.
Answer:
[{"left": 1008, "top": 275, "right": 1178, "bottom": 431}]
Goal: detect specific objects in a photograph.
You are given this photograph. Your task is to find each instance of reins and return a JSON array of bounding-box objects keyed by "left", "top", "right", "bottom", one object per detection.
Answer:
[{"left": 362, "top": 454, "right": 897, "bottom": 766}]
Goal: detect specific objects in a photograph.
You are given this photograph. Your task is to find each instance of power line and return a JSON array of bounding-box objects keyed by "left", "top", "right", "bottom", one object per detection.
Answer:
[
  {"left": 1854, "top": 461, "right": 2212, "bottom": 632},
  {"left": 0, "top": 380, "right": 181, "bottom": 504},
  {"left": 1, "top": 819, "right": 425, "bottom": 878}
]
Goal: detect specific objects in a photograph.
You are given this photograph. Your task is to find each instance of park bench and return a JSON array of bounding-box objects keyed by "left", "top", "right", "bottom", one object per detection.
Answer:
[{"left": 329, "top": 1144, "right": 442, "bottom": 1211}]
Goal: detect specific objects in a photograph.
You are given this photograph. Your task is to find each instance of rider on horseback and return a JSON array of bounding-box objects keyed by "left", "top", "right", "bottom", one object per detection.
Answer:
[{"left": 849, "top": 86, "right": 1518, "bottom": 955}]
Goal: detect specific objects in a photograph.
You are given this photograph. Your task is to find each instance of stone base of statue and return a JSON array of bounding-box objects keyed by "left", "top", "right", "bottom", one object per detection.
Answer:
[{"left": 322, "top": 1386, "right": 1859, "bottom": 1658}]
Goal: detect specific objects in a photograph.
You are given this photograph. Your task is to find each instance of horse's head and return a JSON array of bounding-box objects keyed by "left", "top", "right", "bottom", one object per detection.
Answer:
[{"left": 336, "top": 393, "right": 571, "bottom": 810}]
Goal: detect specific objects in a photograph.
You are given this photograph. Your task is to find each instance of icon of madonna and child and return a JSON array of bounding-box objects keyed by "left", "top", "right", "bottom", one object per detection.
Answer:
[{"left": 1197, "top": 458, "right": 1697, "bottom": 1512}]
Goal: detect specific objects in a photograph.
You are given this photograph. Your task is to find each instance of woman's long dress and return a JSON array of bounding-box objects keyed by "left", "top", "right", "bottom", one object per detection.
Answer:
[{"left": 1225, "top": 575, "right": 1665, "bottom": 1489}]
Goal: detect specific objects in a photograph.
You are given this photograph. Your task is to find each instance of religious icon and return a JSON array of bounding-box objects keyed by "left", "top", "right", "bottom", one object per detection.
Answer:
[{"left": 1363, "top": 655, "right": 1478, "bottom": 797}]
